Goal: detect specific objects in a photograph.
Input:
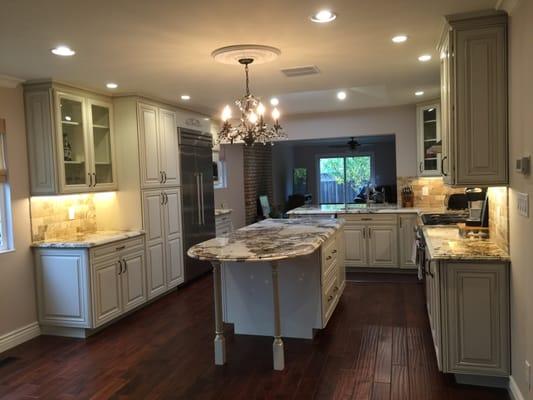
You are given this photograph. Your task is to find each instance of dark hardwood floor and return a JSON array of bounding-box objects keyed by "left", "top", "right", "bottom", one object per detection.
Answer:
[{"left": 0, "top": 274, "right": 510, "bottom": 399}]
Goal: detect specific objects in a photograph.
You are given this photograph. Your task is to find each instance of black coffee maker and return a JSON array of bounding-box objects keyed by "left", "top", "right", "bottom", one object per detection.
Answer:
[{"left": 465, "top": 188, "right": 489, "bottom": 227}]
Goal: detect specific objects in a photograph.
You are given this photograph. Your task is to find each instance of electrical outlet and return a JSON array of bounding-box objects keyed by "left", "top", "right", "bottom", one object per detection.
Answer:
[
  {"left": 422, "top": 186, "right": 429, "bottom": 196},
  {"left": 517, "top": 192, "right": 529, "bottom": 218},
  {"left": 526, "top": 360, "right": 531, "bottom": 392}
]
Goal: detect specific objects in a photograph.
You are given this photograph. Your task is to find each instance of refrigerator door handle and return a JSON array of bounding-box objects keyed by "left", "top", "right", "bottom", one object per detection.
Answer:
[
  {"left": 200, "top": 173, "right": 205, "bottom": 225},
  {"left": 196, "top": 173, "right": 202, "bottom": 225}
]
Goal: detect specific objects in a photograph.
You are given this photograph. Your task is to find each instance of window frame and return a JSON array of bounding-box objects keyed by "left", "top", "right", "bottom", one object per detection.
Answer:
[
  {"left": 316, "top": 152, "right": 375, "bottom": 205},
  {"left": 0, "top": 183, "right": 10, "bottom": 252}
]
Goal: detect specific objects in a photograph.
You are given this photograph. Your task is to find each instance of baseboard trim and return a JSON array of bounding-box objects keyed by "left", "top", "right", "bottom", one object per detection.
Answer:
[
  {"left": 0, "top": 322, "right": 40, "bottom": 354},
  {"left": 508, "top": 376, "right": 526, "bottom": 400}
]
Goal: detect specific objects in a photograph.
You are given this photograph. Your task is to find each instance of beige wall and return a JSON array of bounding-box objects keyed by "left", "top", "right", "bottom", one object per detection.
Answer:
[
  {"left": 281, "top": 104, "right": 417, "bottom": 177},
  {"left": 0, "top": 85, "right": 37, "bottom": 336},
  {"left": 506, "top": 0, "right": 533, "bottom": 397}
]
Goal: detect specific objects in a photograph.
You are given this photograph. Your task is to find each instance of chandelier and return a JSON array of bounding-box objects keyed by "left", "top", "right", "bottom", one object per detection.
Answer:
[{"left": 218, "top": 58, "right": 285, "bottom": 146}]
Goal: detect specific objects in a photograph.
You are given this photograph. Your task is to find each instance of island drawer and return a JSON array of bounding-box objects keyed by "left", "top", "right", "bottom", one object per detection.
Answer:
[
  {"left": 322, "top": 237, "right": 338, "bottom": 275},
  {"left": 90, "top": 236, "right": 145, "bottom": 262},
  {"left": 343, "top": 214, "right": 398, "bottom": 224},
  {"left": 322, "top": 271, "right": 339, "bottom": 325}
]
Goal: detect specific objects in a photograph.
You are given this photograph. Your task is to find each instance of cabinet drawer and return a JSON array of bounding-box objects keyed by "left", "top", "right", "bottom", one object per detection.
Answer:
[
  {"left": 344, "top": 214, "right": 397, "bottom": 224},
  {"left": 216, "top": 215, "right": 231, "bottom": 225},
  {"left": 322, "top": 271, "right": 339, "bottom": 325},
  {"left": 322, "top": 238, "right": 338, "bottom": 276},
  {"left": 90, "top": 236, "right": 145, "bottom": 262}
]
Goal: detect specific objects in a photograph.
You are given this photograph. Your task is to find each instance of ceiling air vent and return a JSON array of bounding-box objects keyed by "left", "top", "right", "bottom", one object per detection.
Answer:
[{"left": 280, "top": 65, "right": 320, "bottom": 77}]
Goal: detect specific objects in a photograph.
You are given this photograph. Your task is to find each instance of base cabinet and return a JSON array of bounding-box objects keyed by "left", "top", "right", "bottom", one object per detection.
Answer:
[
  {"left": 426, "top": 259, "right": 510, "bottom": 377},
  {"left": 34, "top": 235, "right": 148, "bottom": 335},
  {"left": 399, "top": 214, "right": 417, "bottom": 268}
]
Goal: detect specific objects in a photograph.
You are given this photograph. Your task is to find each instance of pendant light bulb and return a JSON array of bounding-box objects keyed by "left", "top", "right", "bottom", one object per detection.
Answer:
[
  {"left": 257, "top": 102, "right": 266, "bottom": 116},
  {"left": 272, "top": 108, "right": 280, "bottom": 121},
  {"left": 222, "top": 105, "right": 232, "bottom": 121},
  {"left": 248, "top": 111, "right": 258, "bottom": 124}
]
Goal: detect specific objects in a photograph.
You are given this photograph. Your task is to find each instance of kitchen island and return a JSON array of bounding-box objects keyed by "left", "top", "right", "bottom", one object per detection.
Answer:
[{"left": 187, "top": 218, "right": 345, "bottom": 370}]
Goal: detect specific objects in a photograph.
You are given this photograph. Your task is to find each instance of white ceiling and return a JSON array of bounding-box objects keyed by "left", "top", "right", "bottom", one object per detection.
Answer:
[{"left": 0, "top": 0, "right": 498, "bottom": 116}]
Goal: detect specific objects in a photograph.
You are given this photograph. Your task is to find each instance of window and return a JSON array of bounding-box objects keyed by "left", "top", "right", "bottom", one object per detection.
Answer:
[
  {"left": 293, "top": 168, "right": 308, "bottom": 194},
  {"left": 213, "top": 151, "right": 227, "bottom": 189},
  {"left": 0, "top": 118, "right": 12, "bottom": 251},
  {"left": 319, "top": 155, "right": 373, "bottom": 204}
]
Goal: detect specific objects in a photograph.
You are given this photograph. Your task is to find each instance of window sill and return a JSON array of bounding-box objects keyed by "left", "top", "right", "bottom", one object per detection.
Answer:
[{"left": 0, "top": 248, "right": 16, "bottom": 255}]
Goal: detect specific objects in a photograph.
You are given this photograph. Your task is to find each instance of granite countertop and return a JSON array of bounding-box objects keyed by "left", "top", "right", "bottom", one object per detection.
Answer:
[
  {"left": 31, "top": 230, "right": 145, "bottom": 249},
  {"left": 286, "top": 204, "right": 423, "bottom": 215},
  {"left": 187, "top": 218, "right": 344, "bottom": 262},
  {"left": 215, "top": 208, "right": 232, "bottom": 216},
  {"left": 423, "top": 226, "right": 510, "bottom": 261}
]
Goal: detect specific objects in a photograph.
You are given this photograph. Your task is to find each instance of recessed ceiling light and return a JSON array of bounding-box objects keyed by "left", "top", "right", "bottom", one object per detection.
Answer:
[
  {"left": 311, "top": 9, "right": 336, "bottom": 23},
  {"left": 337, "top": 91, "right": 347, "bottom": 100},
  {"left": 106, "top": 82, "right": 118, "bottom": 89},
  {"left": 270, "top": 97, "right": 279, "bottom": 106},
  {"left": 203, "top": 118, "right": 210, "bottom": 121},
  {"left": 51, "top": 45, "right": 76, "bottom": 56},
  {"left": 181, "top": 95, "right": 191, "bottom": 101},
  {"left": 415, "top": 91, "right": 424, "bottom": 96},
  {"left": 418, "top": 54, "right": 432, "bottom": 62},
  {"left": 392, "top": 35, "right": 408, "bottom": 43}
]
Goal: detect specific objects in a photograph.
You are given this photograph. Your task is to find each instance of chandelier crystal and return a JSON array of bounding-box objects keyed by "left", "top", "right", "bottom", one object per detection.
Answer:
[{"left": 217, "top": 58, "right": 285, "bottom": 146}]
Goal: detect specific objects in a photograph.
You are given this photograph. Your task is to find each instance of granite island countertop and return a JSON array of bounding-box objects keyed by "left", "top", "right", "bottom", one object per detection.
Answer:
[
  {"left": 187, "top": 218, "right": 344, "bottom": 262},
  {"left": 214, "top": 208, "right": 232, "bottom": 216},
  {"left": 31, "top": 230, "right": 145, "bottom": 249},
  {"left": 286, "top": 204, "right": 425, "bottom": 215},
  {"left": 423, "top": 226, "right": 510, "bottom": 261}
]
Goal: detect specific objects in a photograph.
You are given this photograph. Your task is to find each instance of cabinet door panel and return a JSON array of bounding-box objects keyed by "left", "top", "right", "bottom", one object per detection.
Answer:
[
  {"left": 399, "top": 215, "right": 417, "bottom": 268},
  {"left": 93, "top": 259, "right": 122, "bottom": 327},
  {"left": 344, "top": 226, "right": 367, "bottom": 267},
  {"left": 36, "top": 250, "right": 90, "bottom": 327},
  {"left": 138, "top": 103, "right": 162, "bottom": 188},
  {"left": 142, "top": 190, "right": 165, "bottom": 242},
  {"left": 147, "top": 242, "right": 166, "bottom": 298},
  {"left": 444, "top": 263, "right": 509, "bottom": 376},
  {"left": 159, "top": 108, "right": 180, "bottom": 186},
  {"left": 368, "top": 225, "right": 398, "bottom": 267},
  {"left": 166, "top": 236, "right": 184, "bottom": 288},
  {"left": 122, "top": 251, "right": 147, "bottom": 312},
  {"left": 165, "top": 188, "right": 181, "bottom": 237}
]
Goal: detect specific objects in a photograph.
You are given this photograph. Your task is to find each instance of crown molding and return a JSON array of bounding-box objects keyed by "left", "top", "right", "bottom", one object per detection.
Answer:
[
  {"left": 0, "top": 74, "right": 24, "bottom": 88},
  {"left": 495, "top": 0, "right": 523, "bottom": 15}
]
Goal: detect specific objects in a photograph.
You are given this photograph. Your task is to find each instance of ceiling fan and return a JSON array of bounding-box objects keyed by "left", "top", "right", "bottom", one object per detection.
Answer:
[{"left": 328, "top": 137, "right": 379, "bottom": 151}]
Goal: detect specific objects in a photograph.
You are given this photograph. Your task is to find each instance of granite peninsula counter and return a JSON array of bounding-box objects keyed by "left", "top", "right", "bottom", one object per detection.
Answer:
[{"left": 188, "top": 218, "right": 346, "bottom": 371}]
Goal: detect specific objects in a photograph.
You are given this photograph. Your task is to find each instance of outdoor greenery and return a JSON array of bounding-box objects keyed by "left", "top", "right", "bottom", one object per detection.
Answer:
[
  {"left": 319, "top": 156, "right": 372, "bottom": 203},
  {"left": 293, "top": 168, "right": 308, "bottom": 194}
]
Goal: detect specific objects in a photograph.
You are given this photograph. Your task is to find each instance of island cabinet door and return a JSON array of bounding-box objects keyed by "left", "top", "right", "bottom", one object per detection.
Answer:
[
  {"left": 344, "top": 226, "right": 367, "bottom": 266},
  {"left": 92, "top": 257, "right": 123, "bottom": 327},
  {"left": 367, "top": 225, "right": 398, "bottom": 267},
  {"left": 442, "top": 262, "right": 510, "bottom": 376}
]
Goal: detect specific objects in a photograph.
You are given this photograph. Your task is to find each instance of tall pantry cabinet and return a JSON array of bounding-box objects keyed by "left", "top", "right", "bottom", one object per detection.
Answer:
[
  {"left": 438, "top": 10, "right": 508, "bottom": 186},
  {"left": 113, "top": 97, "right": 184, "bottom": 299}
]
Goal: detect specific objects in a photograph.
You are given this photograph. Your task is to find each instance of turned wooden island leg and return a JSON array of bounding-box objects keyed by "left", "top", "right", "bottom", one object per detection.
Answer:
[
  {"left": 271, "top": 261, "right": 285, "bottom": 371},
  {"left": 211, "top": 261, "right": 226, "bottom": 365}
]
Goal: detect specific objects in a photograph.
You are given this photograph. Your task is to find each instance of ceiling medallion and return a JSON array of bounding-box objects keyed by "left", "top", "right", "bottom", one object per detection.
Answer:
[{"left": 212, "top": 45, "right": 285, "bottom": 146}]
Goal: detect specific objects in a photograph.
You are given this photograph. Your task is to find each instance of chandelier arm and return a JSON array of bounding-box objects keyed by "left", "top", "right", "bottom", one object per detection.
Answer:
[{"left": 245, "top": 64, "right": 250, "bottom": 96}]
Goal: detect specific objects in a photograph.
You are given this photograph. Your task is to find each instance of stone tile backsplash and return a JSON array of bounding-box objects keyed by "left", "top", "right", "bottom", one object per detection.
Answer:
[
  {"left": 396, "top": 176, "right": 464, "bottom": 209},
  {"left": 487, "top": 187, "right": 509, "bottom": 253},
  {"left": 30, "top": 194, "right": 97, "bottom": 241}
]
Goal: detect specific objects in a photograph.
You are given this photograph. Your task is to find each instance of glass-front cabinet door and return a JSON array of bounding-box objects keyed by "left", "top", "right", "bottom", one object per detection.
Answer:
[
  {"left": 87, "top": 99, "right": 116, "bottom": 190},
  {"left": 57, "top": 92, "right": 90, "bottom": 191},
  {"left": 417, "top": 103, "right": 441, "bottom": 176}
]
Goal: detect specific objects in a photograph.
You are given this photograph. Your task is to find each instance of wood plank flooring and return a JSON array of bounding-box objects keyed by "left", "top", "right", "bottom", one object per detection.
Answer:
[{"left": 0, "top": 274, "right": 510, "bottom": 399}]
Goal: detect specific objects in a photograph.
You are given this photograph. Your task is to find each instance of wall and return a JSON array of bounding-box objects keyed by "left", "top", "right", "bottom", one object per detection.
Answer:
[
  {"left": 0, "top": 86, "right": 37, "bottom": 337},
  {"left": 281, "top": 104, "right": 417, "bottom": 177},
  {"left": 487, "top": 187, "right": 509, "bottom": 254},
  {"left": 503, "top": 1, "right": 533, "bottom": 398},
  {"left": 243, "top": 145, "right": 273, "bottom": 224},
  {"left": 213, "top": 144, "right": 246, "bottom": 229},
  {"left": 273, "top": 139, "right": 397, "bottom": 206}
]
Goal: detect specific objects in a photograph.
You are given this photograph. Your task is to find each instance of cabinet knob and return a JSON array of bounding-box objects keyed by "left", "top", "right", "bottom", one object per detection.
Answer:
[
  {"left": 328, "top": 295, "right": 334, "bottom": 302},
  {"left": 326, "top": 255, "right": 332, "bottom": 260}
]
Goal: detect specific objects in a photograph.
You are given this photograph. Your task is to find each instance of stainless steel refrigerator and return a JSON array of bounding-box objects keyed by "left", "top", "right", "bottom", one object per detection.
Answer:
[{"left": 179, "top": 128, "right": 216, "bottom": 282}]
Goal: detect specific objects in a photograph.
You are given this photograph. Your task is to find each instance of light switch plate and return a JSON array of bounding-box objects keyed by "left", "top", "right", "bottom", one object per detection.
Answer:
[{"left": 517, "top": 192, "right": 529, "bottom": 218}]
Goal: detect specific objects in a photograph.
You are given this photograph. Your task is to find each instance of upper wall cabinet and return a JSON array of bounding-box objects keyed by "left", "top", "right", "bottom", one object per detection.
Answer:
[
  {"left": 24, "top": 82, "right": 117, "bottom": 195},
  {"left": 438, "top": 10, "right": 508, "bottom": 186},
  {"left": 417, "top": 102, "right": 441, "bottom": 177}
]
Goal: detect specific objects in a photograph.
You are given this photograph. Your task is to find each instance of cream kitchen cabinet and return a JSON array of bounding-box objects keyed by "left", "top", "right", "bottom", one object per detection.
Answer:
[
  {"left": 399, "top": 214, "right": 417, "bottom": 269},
  {"left": 142, "top": 188, "right": 184, "bottom": 299},
  {"left": 215, "top": 211, "right": 233, "bottom": 236},
  {"left": 438, "top": 11, "right": 508, "bottom": 186},
  {"left": 24, "top": 82, "right": 117, "bottom": 195},
  {"left": 425, "top": 257, "right": 510, "bottom": 378},
  {"left": 343, "top": 214, "right": 398, "bottom": 268},
  {"left": 417, "top": 102, "right": 441, "bottom": 177},
  {"left": 138, "top": 103, "right": 180, "bottom": 188},
  {"left": 34, "top": 235, "right": 147, "bottom": 337}
]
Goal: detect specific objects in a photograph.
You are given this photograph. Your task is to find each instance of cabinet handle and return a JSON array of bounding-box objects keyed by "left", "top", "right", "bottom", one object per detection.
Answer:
[
  {"left": 118, "top": 260, "right": 123, "bottom": 275},
  {"left": 333, "top": 286, "right": 339, "bottom": 293},
  {"left": 399, "top": 219, "right": 402, "bottom": 228},
  {"left": 160, "top": 192, "right": 165, "bottom": 205},
  {"left": 88, "top": 173, "right": 92, "bottom": 187},
  {"left": 361, "top": 217, "right": 372, "bottom": 221},
  {"left": 92, "top": 172, "right": 97, "bottom": 186},
  {"left": 368, "top": 228, "right": 372, "bottom": 238},
  {"left": 163, "top": 171, "right": 167, "bottom": 183},
  {"left": 159, "top": 171, "right": 164, "bottom": 184},
  {"left": 116, "top": 245, "right": 126, "bottom": 251},
  {"left": 165, "top": 193, "right": 168, "bottom": 205},
  {"left": 332, "top": 249, "right": 337, "bottom": 254},
  {"left": 328, "top": 295, "right": 334, "bottom": 302},
  {"left": 419, "top": 161, "right": 423, "bottom": 173},
  {"left": 441, "top": 156, "right": 448, "bottom": 176},
  {"left": 326, "top": 255, "right": 332, "bottom": 261},
  {"left": 363, "top": 228, "right": 366, "bottom": 239},
  {"left": 123, "top": 259, "right": 128, "bottom": 273}
]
